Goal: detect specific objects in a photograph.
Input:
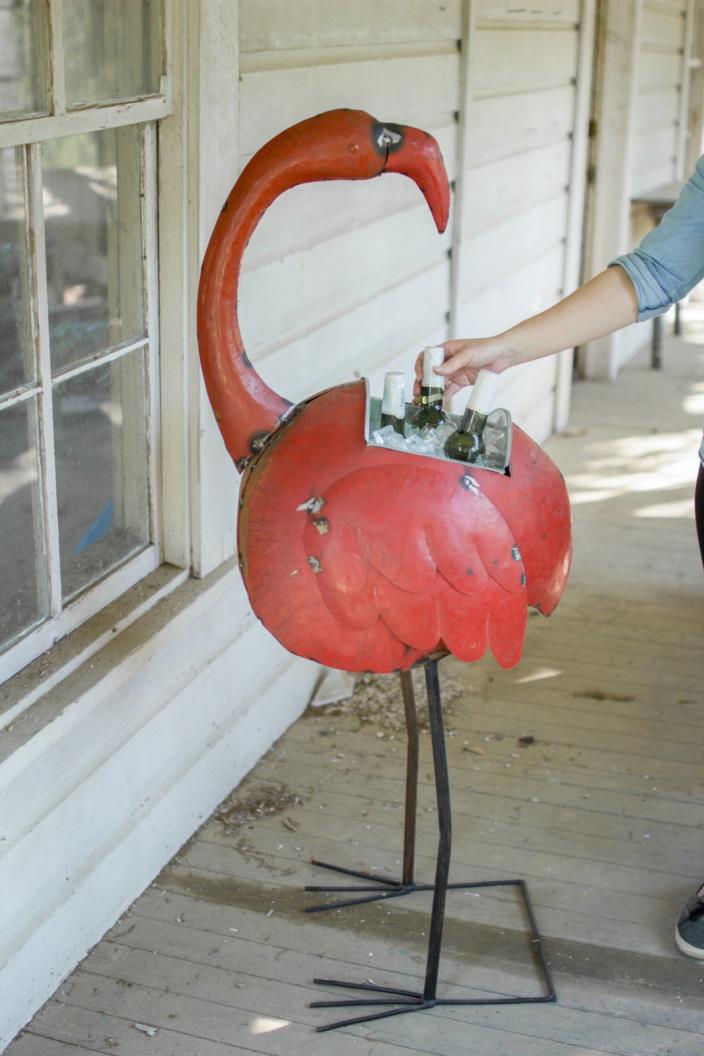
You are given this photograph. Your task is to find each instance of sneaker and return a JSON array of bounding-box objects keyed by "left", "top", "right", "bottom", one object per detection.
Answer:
[{"left": 675, "top": 884, "right": 704, "bottom": 959}]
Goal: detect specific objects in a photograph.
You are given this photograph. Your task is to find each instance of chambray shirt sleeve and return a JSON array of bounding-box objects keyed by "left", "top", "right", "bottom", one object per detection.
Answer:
[{"left": 609, "top": 154, "right": 704, "bottom": 321}]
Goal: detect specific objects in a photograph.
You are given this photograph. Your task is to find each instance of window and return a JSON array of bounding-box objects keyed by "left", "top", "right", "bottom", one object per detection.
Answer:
[{"left": 0, "top": 0, "right": 169, "bottom": 681}]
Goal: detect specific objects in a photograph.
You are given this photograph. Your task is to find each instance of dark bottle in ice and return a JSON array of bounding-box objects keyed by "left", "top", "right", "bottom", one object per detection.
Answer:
[
  {"left": 413, "top": 346, "right": 447, "bottom": 429},
  {"left": 444, "top": 369, "right": 498, "bottom": 464},
  {"left": 380, "top": 371, "right": 406, "bottom": 434}
]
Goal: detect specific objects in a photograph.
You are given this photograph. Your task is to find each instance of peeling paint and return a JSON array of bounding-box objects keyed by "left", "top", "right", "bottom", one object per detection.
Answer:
[
  {"left": 297, "top": 496, "right": 325, "bottom": 514},
  {"left": 459, "top": 473, "right": 479, "bottom": 494},
  {"left": 249, "top": 430, "right": 269, "bottom": 453}
]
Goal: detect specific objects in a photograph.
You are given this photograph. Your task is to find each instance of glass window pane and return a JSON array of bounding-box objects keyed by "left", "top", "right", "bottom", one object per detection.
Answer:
[
  {"left": 53, "top": 350, "right": 150, "bottom": 602},
  {"left": 63, "top": 0, "right": 162, "bottom": 108},
  {"left": 42, "top": 126, "right": 145, "bottom": 375},
  {"left": 0, "top": 0, "right": 48, "bottom": 120},
  {"left": 0, "top": 146, "right": 34, "bottom": 398},
  {"left": 0, "top": 398, "right": 47, "bottom": 650}
]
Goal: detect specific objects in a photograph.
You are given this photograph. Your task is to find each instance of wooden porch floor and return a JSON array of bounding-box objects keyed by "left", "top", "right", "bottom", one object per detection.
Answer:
[{"left": 8, "top": 331, "right": 704, "bottom": 1055}]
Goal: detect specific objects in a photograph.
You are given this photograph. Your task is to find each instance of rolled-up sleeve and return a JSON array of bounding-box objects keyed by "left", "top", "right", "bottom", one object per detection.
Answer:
[{"left": 609, "top": 154, "right": 704, "bottom": 321}]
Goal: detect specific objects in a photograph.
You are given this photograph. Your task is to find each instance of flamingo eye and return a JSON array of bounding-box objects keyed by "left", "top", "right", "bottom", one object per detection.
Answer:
[{"left": 377, "top": 126, "right": 402, "bottom": 149}]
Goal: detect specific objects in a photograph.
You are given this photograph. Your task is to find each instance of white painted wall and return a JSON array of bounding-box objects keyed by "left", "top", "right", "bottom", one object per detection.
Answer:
[
  {"left": 617, "top": 0, "right": 692, "bottom": 369},
  {"left": 582, "top": 0, "right": 698, "bottom": 377},
  {"left": 451, "top": 0, "right": 594, "bottom": 440},
  {"left": 631, "top": 0, "right": 688, "bottom": 195},
  {"left": 236, "top": 0, "right": 595, "bottom": 443},
  {"left": 237, "top": 0, "right": 461, "bottom": 411}
]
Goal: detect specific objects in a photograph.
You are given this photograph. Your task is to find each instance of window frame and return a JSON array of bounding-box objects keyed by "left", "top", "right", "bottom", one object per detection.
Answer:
[{"left": 0, "top": 0, "right": 174, "bottom": 684}]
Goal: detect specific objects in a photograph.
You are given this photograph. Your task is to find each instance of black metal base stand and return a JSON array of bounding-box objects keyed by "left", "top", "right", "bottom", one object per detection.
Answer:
[
  {"left": 307, "top": 661, "right": 556, "bottom": 1032},
  {"left": 305, "top": 669, "right": 424, "bottom": 913}
]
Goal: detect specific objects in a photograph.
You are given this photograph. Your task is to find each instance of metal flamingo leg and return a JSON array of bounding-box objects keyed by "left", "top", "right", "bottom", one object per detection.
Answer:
[
  {"left": 308, "top": 660, "right": 557, "bottom": 1032},
  {"left": 304, "top": 670, "right": 423, "bottom": 912},
  {"left": 422, "top": 658, "right": 449, "bottom": 1001}
]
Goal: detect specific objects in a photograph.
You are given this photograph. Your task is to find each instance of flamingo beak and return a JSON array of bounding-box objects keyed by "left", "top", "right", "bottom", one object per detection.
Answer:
[{"left": 378, "top": 122, "right": 451, "bottom": 233}]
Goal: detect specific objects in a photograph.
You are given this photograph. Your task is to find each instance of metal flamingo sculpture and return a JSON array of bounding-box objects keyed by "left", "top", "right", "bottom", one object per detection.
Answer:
[
  {"left": 198, "top": 109, "right": 570, "bottom": 672},
  {"left": 198, "top": 109, "right": 571, "bottom": 1030}
]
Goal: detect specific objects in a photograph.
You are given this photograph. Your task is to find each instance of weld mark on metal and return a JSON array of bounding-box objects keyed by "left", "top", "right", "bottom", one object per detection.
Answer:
[
  {"left": 297, "top": 496, "right": 325, "bottom": 514},
  {"left": 249, "top": 430, "right": 269, "bottom": 453},
  {"left": 459, "top": 474, "right": 479, "bottom": 494}
]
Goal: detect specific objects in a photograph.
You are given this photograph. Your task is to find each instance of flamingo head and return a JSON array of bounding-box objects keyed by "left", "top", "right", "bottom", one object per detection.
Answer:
[
  {"left": 373, "top": 119, "right": 450, "bottom": 233},
  {"left": 278, "top": 109, "right": 450, "bottom": 233}
]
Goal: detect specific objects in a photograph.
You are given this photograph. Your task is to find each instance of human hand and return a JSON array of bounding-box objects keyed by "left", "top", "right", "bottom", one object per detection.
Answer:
[{"left": 414, "top": 337, "right": 514, "bottom": 399}]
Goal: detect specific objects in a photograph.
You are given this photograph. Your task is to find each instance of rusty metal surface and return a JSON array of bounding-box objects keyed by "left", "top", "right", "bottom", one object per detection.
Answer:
[
  {"left": 198, "top": 108, "right": 571, "bottom": 674},
  {"left": 238, "top": 381, "right": 571, "bottom": 673}
]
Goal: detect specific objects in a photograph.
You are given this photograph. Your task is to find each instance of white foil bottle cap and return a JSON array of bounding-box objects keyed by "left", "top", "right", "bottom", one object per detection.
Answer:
[
  {"left": 382, "top": 372, "right": 405, "bottom": 418},
  {"left": 468, "top": 369, "right": 498, "bottom": 414},
  {"left": 422, "top": 346, "right": 445, "bottom": 388}
]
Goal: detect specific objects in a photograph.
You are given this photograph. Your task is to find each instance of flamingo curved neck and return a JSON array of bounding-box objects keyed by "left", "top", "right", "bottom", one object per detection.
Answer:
[{"left": 197, "top": 114, "right": 387, "bottom": 471}]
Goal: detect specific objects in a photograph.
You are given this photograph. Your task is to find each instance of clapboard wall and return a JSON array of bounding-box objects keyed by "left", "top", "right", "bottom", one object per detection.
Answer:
[
  {"left": 238, "top": 0, "right": 461, "bottom": 409},
  {"left": 615, "top": 0, "right": 694, "bottom": 371},
  {"left": 630, "top": 0, "right": 690, "bottom": 195},
  {"left": 237, "top": 0, "right": 595, "bottom": 443},
  {"left": 452, "top": 0, "right": 593, "bottom": 440}
]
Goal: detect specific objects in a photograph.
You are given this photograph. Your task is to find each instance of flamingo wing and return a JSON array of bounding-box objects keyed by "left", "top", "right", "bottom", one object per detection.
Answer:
[{"left": 301, "top": 463, "right": 527, "bottom": 669}]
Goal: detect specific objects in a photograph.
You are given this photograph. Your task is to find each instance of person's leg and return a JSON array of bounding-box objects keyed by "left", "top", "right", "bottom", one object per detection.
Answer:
[
  {"left": 696, "top": 461, "right": 704, "bottom": 567},
  {"left": 675, "top": 460, "right": 704, "bottom": 959}
]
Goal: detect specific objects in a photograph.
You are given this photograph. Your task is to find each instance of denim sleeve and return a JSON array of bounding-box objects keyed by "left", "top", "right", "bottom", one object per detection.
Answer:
[{"left": 609, "top": 154, "right": 704, "bottom": 321}]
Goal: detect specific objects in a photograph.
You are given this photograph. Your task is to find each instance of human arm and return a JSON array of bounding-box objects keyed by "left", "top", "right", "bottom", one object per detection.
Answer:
[
  {"left": 417, "top": 266, "right": 638, "bottom": 399},
  {"left": 422, "top": 153, "right": 704, "bottom": 398}
]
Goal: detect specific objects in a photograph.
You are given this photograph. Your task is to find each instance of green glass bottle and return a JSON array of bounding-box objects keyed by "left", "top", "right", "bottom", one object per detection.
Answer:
[
  {"left": 444, "top": 369, "right": 498, "bottom": 463},
  {"left": 413, "top": 346, "right": 447, "bottom": 428},
  {"left": 380, "top": 371, "right": 406, "bottom": 434}
]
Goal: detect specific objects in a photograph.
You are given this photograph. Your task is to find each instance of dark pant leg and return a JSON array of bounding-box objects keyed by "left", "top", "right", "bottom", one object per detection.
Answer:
[{"left": 697, "top": 463, "right": 704, "bottom": 570}]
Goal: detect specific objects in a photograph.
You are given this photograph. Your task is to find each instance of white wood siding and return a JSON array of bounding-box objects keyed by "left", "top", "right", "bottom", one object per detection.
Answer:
[
  {"left": 617, "top": 0, "right": 694, "bottom": 373},
  {"left": 451, "top": 0, "right": 591, "bottom": 441},
  {"left": 238, "top": 0, "right": 461, "bottom": 407},
  {"left": 630, "top": 0, "right": 689, "bottom": 195},
  {"left": 0, "top": 564, "right": 318, "bottom": 1050}
]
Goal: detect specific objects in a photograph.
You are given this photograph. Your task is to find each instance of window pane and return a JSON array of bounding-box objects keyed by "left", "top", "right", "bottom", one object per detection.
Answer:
[
  {"left": 53, "top": 350, "right": 149, "bottom": 602},
  {"left": 0, "top": 146, "right": 34, "bottom": 398},
  {"left": 63, "top": 0, "right": 162, "bottom": 108},
  {"left": 0, "top": 398, "right": 47, "bottom": 650},
  {"left": 0, "top": 0, "right": 48, "bottom": 120},
  {"left": 43, "top": 126, "right": 145, "bottom": 375}
]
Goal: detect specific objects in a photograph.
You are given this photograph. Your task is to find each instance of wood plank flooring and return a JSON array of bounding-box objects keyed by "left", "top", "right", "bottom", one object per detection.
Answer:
[{"left": 7, "top": 334, "right": 704, "bottom": 1054}]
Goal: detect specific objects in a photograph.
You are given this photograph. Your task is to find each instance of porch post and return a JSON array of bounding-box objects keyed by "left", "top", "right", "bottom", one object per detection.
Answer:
[{"left": 578, "top": 0, "right": 641, "bottom": 381}]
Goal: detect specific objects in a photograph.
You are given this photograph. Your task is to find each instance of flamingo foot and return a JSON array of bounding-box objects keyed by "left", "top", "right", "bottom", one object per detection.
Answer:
[
  {"left": 310, "top": 975, "right": 555, "bottom": 1033},
  {"left": 304, "top": 859, "right": 481, "bottom": 913}
]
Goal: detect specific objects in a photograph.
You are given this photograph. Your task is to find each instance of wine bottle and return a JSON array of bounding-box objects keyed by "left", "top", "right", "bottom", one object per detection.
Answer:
[
  {"left": 414, "top": 346, "right": 447, "bottom": 428},
  {"left": 380, "top": 372, "right": 406, "bottom": 434},
  {"left": 443, "top": 369, "right": 498, "bottom": 463}
]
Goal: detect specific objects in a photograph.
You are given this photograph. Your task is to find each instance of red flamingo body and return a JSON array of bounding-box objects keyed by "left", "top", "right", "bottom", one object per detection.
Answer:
[{"left": 198, "top": 110, "right": 571, "bottom": 675}]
